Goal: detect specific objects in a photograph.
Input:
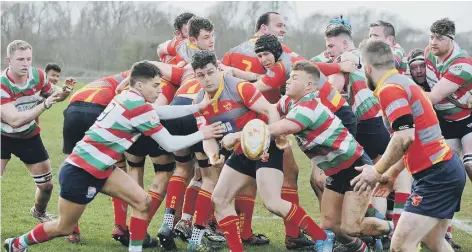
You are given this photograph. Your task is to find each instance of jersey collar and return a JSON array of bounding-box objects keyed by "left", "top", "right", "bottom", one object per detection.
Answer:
[
  {"left": 373, "top": 69, "right": 398, "bottom": 98},
  {"left": 205, "top": 72, "right": 225, "bottom": 112}
]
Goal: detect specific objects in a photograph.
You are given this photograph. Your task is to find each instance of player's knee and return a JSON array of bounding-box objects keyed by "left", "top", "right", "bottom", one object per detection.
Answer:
[
  {"left": 136, "top": 194, "right": 153, "bottom": 213},
  {"left": 390, "top": 241, "right": 409, "bottom": 252},
  {"left": 115, "top": 159, "right": 127, "bottom": 170}
]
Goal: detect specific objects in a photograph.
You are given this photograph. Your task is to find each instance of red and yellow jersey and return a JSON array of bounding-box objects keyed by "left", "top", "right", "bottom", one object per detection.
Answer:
[
  {"left": 70, "top": 70, "right": 130, "bottom": 107},
  {"left": 374, "top": 69, "right": 453, "bottom": 175},
  {"left": 171, "top": 78, "right": 202, "bottom": 106},
  {"left": 221, "top": 36, "right": 294, "bottom": 104},
  {"left": 158, "top": 38, "right": 187, "bottom": 63},
  {"left": 195, "top": 74, "right": 266, "bottom": 153}
]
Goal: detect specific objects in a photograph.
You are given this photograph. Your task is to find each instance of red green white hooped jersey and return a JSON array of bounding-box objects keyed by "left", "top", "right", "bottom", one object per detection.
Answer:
[
  {"left": 333, "top": 49, "right": 382, "bottom": 121},
  {"left": 425, "top": 42, "right": 472, "bottom": 121},
  {"left": 277, "top": 92, "right": 364, "bottom": 176},
  {"left": 1, "top": 67, "right": 52, "bottom": 138},
  {"left": 311, "top": 51, "right": 333, "bottom": 63},
  {"left": 66, "top": 90, "right": 163, "bottom": 179}
]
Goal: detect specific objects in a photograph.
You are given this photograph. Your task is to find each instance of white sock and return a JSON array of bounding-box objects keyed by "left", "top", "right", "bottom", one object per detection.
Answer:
[
  {"left": 190, "top": 226, "right": 205, "bottom": 245},
  {"left": 164, "top": 213, "right": 175, "bottom": 229}
]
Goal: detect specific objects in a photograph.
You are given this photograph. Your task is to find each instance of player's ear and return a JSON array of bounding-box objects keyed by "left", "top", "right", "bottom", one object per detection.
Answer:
[{"left": 189, "top": 36, "right": 197, "bottom": 44}]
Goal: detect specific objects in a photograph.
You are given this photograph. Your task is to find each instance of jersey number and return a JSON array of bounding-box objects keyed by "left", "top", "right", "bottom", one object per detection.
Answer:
[
  {"left": 222, "top": 121, "right": 235, "bottom": 134},
  {"left": 242, "top": 60, "right": 252, "bottom": 72},
  {"left": 97, "top": 102, "right": 116, "bottom": 121}
]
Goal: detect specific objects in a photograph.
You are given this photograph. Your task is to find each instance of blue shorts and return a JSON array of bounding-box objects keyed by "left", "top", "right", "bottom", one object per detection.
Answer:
[
  {"left": 58, "top": 162, "right": 108, "bottom": 205},
  {"left": 356, "top": 117, "right": 390, "bottom": 159},
  {"left": 405, "top": 154, "right": 466, "bottom": 219}
]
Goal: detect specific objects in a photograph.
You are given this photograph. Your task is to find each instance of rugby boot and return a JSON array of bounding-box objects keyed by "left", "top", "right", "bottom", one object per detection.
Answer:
[
  {"left": 174, "top": 219, "right": 193, "bottom": 242},
  {"left": 242, "top": 232, "right": 270, "bottom": 246},
  {"left": 111, "top": 224, "right": 130, "bottom": 247},
  {"left": 30, "top": 206, "right": 55, "bottom": 223},
  {"left": 285, "top": 232, "right": 316, "bottom": 250},
  {"left": 3, "top": 238, "right": 26, "bottom": 252},
  {"left": 158, "top": 223, "right": 177, "bottom": 250}
]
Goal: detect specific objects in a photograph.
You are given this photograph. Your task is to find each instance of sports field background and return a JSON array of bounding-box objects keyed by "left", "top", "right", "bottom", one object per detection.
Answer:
[{"left": 1, "top": 86, "right": 471, "bottom": 251}]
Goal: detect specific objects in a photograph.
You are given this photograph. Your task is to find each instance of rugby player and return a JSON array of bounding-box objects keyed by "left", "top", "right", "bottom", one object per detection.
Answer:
[
  {"left": 311, "top": 15, "right": 352, "bottom": 63},
  {"left": 424, "top": 18, "right": 472, "bottom": 183},
  {"left": 44, "top": 63, "right": 61, "bottom": 85},
  {"left": 1, "top": 40, "right": 73, "bottom": 227},
  {"left": 3, "top": 61, "right": 224, "bottom": 252},
  {"left": 64, "top": 70, "right": 132, "bottom": 244},
  {"left": 352, "top": 40, "right": 466, "bottom": 252},
  {"left": 155, "top": 16, "right": 214, "bottom": 107},
  {"left": 407, "top": 47, "right": 462, "bottom": 250},
  {"left": 221, "top": 12, "right": 304, "bottom": 248},
  {"left": 190, "top": 50, "right": 327, "bottom": 252},
  {"left": 323, "top": 26, "right": 407, "bottom": 237},
  {"left": 368, "top": 20, "right": 409, "bottom": 75},
  {"left": 266, "top": 60, "right": 393, "bottom": 252},
  {"left": 157, "top": 12, "right": 196, "bottom": 64}
]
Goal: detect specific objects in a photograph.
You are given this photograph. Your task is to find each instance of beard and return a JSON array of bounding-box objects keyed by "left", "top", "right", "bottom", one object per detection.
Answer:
[{"left": 366, "top": 74, "right": 376, "bottom": 91}]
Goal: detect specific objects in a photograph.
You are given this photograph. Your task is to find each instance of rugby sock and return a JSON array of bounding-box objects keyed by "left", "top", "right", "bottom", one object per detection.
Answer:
[
  {"left": 34, "top": 202, "right": 47, "bottom": 214},
  {"left": 393, "top": 192, "right": 410, "bottom": 230},
  {"left": 281, "top": 187, "right": 301, "bottom": 238},
  {"left": 218, "top": 215, "right": 244, "bottom": 252},
  {"left": 344, "top": 237, "right": 369, "bottom": 252},
  {"left": 182, "top": 181, "right": 201, "bottom": 221},
  {"left": 147, "top": 190, "right": 164, "bottom": 223},
  {"left": 14, "top": 223, "right": 51, "bottom": 249},
  {"left": 284, "top": 203, "right": 326, "bottom": 240},
  {"left": 446, "top": 225, "right": 453, "bottom": 239},
  {"left": 163, "top": 176, "right": 187, "bottom": 228},
  {"left": 365, "top": 204, "right": 386, "bottom": 219},
  {"left": 129, "top": 217, "right": 147, "bottom": 252},
  {"left": 194, "top": 189, "right": 214, "bottom": 227},
  {"left": 190, "top": 189, "right": 212, "bottom": 246},
  {"left": 112, "top": 197, "right": 128, "bottom": 229},
  {"left": 73, "top": 223, "right": 80, "bottom": 234},
  {"left": 386, "top": 192, "right": 395, "bottom": 221},
  {"left": 235, "top": 194, "right": 256, "bottom": 240}
]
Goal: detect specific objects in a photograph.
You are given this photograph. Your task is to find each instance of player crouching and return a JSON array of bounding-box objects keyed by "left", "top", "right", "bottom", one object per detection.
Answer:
[{"left": 3, "top": 61, "right": 224, "bottom": 252}]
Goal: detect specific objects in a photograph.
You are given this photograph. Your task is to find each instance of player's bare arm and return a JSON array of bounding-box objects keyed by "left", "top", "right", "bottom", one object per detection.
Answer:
[
  {"left": 1, "top": 94, "right": 60, "bottom": 128},
  {"left": 247, "top": 94, "right": 281, "bottom": 123},
  {"left": 426, "top": 77, "right": 461, "bottom": 104},
  {"left": 202, "top": 137, "right": 224, "bottom": 168},
  {"left": 41, "top": 77, "right": 76, "bottom": 101},
  {"left": 268, "top": 119, "right": 302, "bottom": 137}
]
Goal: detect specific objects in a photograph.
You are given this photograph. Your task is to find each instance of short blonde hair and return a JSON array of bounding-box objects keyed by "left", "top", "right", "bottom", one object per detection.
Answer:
[
  {"left": 360, "top": 40, "right": 395, "bottom": 70},
  {"left": 6, "top": 40, "right": 32, "bottom": 58}
]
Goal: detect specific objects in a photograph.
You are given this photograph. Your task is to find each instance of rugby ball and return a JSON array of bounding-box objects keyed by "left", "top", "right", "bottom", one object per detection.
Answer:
[{"left": 241, "top": 119, "right": 271, "bottom": 160}]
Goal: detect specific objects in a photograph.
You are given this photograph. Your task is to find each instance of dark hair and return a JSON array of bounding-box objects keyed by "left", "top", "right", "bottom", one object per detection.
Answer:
[
  {"left": 325, "top": 25, "right": 352, "bottom": 39},
  {"left": 407, "top": 48, "right": 425, "bottom": 64},
  {"left": 430, "top": 18, "right": 455, "bottom": 38},
  {"left": 188, "top": 16, "right": 214, "bottom": 38},
  {"left": 360, "top": 40, "right": 395, "bottom": 70},
  {"left": 255, "top": 34, "right": 283, "bottom": 61},
  {"left": 129, "top": 61, "right": 161, "bottom": 87},
  {"left": 191, "top": 51, "right": 218, "bottom": 70},
  {"left": 173, "top": 12, "right": 195, "bottom": 32},
  {"left": 45, "top": 63, "right": 61, "bottom": 73},
  {"left": 292, "top": 61, "right": 320, "bottom": 81},
  {"left": 255, "top": 12, "right": 280, "bottom": 32},
  {"left": 370, "top": 20, "right": 396, "bottom": 38}
]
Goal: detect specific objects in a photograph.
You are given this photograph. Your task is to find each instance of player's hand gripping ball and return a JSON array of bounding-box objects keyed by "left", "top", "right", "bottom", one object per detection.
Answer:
[{"left": 241, "top": 119, "right": 271, "bottom": 160}]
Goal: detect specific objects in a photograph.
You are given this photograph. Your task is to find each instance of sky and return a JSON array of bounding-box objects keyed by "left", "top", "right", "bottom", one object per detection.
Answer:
[{"left": 169, "top": 1, "right": 472, "bottom": 32}]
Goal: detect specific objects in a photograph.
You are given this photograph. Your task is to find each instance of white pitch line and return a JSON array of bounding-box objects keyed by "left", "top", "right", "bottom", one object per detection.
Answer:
[{"left": 452, "top": 218, "right": 472, "bottom": 235}]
